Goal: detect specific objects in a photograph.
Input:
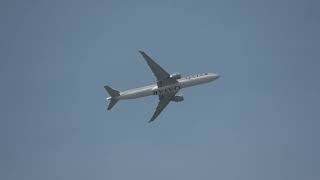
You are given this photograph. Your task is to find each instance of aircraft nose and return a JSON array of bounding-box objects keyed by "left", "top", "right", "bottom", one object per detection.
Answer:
[{"left": 210, "top": 73, "right": 220, "bottom": 80}]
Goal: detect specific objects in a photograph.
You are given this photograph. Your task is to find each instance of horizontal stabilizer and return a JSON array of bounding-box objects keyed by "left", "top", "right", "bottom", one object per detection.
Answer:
[
  {"left": 104, "top": 85, "right": 120, "bottom": 110},
  {"left": 104, "top": 85, "right": 120, "bottom": 97},
  {"left": 107, "top": 99, "right": 119, "bottom": 110}
]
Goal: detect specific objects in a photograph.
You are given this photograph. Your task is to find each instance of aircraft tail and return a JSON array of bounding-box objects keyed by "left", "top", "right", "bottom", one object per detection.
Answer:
[{"left": 104, "top": 85, "right": 120, "bottom": 110}]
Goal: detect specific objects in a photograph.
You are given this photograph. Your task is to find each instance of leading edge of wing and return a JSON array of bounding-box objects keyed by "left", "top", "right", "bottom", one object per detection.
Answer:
[
  {"left": 139, "top": 51, "right": 170, "bottom": 82},
  {"left": 148, "top": 94, "right": 175, "bottom": 123}
]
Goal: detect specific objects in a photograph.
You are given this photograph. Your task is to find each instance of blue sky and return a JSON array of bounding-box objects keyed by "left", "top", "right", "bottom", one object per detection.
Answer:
[{"left": 1, "top": 0, "right": 319, "bottom": 180}]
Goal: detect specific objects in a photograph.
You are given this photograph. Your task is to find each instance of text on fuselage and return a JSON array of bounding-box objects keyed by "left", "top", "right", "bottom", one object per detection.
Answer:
[
  {"left": 153, "top": 86, "right": 181, "bottom": 95},
  {"left": 185, "top": 73, "right": 208, "bottom": 79}
]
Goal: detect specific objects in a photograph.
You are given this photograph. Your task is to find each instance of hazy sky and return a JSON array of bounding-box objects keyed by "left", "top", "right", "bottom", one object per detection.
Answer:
[{"left": 1, "top": 0, "right": 319, "bottom": 180}]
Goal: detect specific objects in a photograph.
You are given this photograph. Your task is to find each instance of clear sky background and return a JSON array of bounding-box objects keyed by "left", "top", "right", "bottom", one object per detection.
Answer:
[{"left": 1, "top": 0, "right": 319, "bottom": 180}]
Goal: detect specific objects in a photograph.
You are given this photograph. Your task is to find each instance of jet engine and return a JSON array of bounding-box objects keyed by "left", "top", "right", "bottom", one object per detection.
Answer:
[
  {"left": 171, "top": 95, "right": 184, "bottom": 102},
  {"left": 170, "top": 73, "right": 181, "bottom": 80}
]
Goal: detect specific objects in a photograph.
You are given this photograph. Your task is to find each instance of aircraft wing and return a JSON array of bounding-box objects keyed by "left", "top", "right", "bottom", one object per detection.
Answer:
[
  {"left": 139, "top": 51, "right": 170, "bottom": 82},
  {"left": 149, "top": 93, "right": 176, "bottom": 123}
]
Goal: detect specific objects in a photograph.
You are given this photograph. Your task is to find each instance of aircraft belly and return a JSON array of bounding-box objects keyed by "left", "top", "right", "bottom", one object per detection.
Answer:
[
  {"left": 151, "top": 84, "right": 181, "bottom": 96},
  {"left": 119, "top": 88, "right": 154, "bottom": 99},
  {"left": 116, "top": 76, "right": 214, "bottom": 100}
]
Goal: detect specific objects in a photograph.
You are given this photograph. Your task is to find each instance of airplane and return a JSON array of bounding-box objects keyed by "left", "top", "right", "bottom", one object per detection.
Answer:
[{"left": 104, "top": 51, "right": 220, "bottom": 123}]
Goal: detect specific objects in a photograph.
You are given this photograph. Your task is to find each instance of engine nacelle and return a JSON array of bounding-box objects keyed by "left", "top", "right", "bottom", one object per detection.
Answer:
[
  {"left": 170, "top": 73, "right": 181, "bottom": 80},
  {"left": 171, "top": 95, "right": 184, "bottom": 102}
]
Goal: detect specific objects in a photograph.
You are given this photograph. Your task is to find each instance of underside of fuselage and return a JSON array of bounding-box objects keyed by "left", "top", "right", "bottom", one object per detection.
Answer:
[{"left": 116, "top": 73, "right": 218, "bottom": 100}]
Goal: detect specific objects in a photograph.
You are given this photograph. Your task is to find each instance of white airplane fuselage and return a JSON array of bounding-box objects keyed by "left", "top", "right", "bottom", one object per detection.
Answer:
[{"left": 107, "top": 73, "right": 219, "bottom": 100}]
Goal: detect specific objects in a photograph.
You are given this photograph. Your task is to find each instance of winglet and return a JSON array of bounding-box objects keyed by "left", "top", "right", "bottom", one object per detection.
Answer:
[{"left": 149, "top": 114, "right": 157, "bottom": 123}]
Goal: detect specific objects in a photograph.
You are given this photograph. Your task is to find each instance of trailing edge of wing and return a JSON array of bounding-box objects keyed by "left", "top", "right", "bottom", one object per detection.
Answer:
[{"left": 139, "top": 51, "right": 170, "bottom": 82}]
